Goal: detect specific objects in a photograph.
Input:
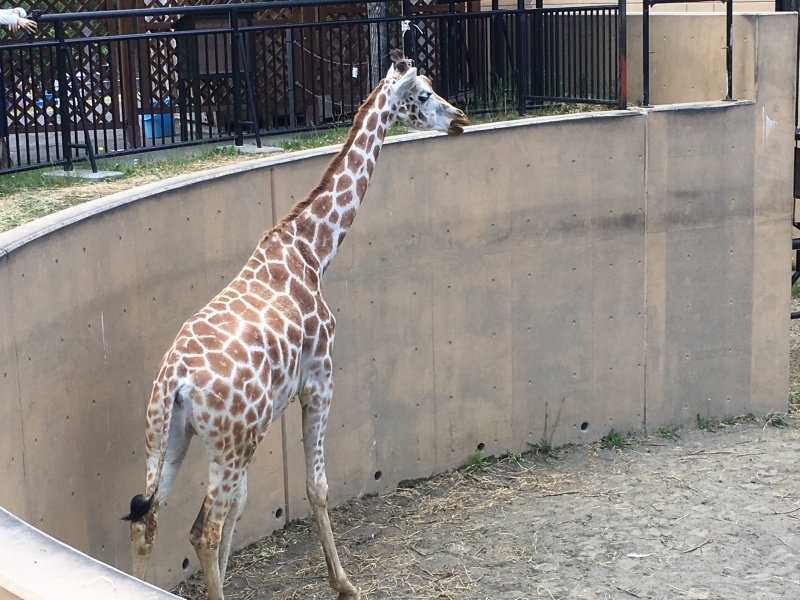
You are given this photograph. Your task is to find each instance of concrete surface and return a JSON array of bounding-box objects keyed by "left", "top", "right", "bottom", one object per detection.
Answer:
[{"left": 0, "top": 507, "right": 179, "bottom": 599}]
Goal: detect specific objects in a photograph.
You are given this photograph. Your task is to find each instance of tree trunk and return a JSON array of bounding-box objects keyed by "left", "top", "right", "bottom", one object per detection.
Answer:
[{"left": 367, "top": 3, "right": 388, "bottom": 88}]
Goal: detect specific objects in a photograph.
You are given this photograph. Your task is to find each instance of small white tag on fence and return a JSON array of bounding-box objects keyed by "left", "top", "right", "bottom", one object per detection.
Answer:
[{"left": 352, "top": 66, "right": 358, "bottom": 79}]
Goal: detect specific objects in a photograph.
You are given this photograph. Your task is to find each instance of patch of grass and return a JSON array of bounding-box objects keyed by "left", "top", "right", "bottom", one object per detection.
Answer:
[
  {"left": 460, "top": 450, "right": 487, "bottom": 473},
  {"left": 0, "top": 146, "right": 259, "bottom": 233},
  {"left": 793, "top": 282, "right": 800, "bottom": 297},
  {"left": 502, "top": 452, "right": 523, "bottom": 466},
  {"left": 658, "top": 426, "right": 678, "bottom": 440},
  {"left": 790, "top": 391, "right": 800, "bottom": 413},
  {"left": 600, "top": 428, "right": 629, "bottom": 450},
  {"left": 1, "top": 194, "right": 89, "bottom": 230},
  {"left": 718, "top": 413, "right": 758, "bottom": 427},
  {"left": 277, "top": 127, "right": 350, "bottom": 152},
  {"left": 766, "top": 412, "right": 790, "bottom": 428},
  {"left": 527, "top": 438, "right": 554, "bottom": 456},
  {"left": 696, "top": 414, "right": 717, "bottom": 432}
]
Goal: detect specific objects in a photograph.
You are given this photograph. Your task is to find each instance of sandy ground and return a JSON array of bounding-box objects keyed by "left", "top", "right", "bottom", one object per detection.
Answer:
[
  {"left": 172, "top": 417, "right": 800, "bottom": 600},
  {"left": 168, "top": 304, "right": 800, "bottom": 600}
]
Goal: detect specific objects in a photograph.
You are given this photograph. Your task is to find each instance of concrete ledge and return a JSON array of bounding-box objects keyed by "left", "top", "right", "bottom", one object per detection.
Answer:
[{"left": 0, "top": 507, "right": 179, "bottom": 600}]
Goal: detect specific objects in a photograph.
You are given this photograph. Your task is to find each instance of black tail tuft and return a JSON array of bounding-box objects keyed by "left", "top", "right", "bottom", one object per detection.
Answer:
[{"left": 121, "top": 493, "right": 154, "bottom": 522}]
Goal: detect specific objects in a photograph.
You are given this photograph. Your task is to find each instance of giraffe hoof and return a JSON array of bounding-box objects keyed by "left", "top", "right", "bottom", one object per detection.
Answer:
[{"left": 336, "top": 586, "right": 361, "bottom": 600}]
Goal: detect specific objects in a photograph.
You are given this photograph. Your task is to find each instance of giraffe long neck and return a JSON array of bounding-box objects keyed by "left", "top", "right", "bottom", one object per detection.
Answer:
[{"left": 277, "top": 83, "right": 393, "bottom": 275}]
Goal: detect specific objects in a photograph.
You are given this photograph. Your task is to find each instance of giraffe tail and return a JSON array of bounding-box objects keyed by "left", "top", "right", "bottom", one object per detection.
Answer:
[
  {"left": 121, "top": 381, "right": 180, "bottom": 522},
  {"left": 122, "top": 493, "right": 155, "bottom": 522}
]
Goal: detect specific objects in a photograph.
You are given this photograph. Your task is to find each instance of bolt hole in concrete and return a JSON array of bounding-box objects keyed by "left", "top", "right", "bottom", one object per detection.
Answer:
[
  {"left": 477, "top": 442, "right": 485, "bottom": 451},
  {"left": 275, "top": 507, "right": 284, "bottom": 519},
  {"left": 374, "top": 470, "right": 382, "bottom": 481},
  {"left": 581, "top": 421, "right": 590, "bottom": 431}
]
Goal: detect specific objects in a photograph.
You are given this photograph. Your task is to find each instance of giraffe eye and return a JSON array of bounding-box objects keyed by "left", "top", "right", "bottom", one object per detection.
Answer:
[{"left": 418, "top": 92, "right": 430, "bottom": 103}]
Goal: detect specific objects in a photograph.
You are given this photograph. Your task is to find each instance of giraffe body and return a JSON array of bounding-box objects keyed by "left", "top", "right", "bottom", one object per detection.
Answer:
[{"left": 124, "top": 51, "right": 468, "bottom": 600}]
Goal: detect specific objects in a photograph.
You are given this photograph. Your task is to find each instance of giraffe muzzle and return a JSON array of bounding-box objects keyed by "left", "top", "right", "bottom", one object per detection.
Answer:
[{"left": 447, "top": 112, "right": 470, "bottom": 136}]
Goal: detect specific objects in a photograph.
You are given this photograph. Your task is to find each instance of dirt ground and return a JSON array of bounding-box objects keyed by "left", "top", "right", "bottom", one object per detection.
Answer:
[
  {"left": 172, "top": 420, "right": 800, "bottom": 600},
  {"left": 168, "top": 307, "right": 800, "bottom": 600}
]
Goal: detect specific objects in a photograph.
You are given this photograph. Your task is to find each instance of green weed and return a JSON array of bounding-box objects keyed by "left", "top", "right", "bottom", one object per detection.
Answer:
[
  {"left": 766, "top": 412, "right": 789, "bottom": 428},
  {"left": 600, "top": 428, "right": 629, "bottom": 450},
  {"left": 696, "top": 414, "right": 717, "bottom": 432},
  {"left": 528, "top": 438, "right": 554, "bottom": 456},
  {"left": 658, "top": 426, "right": 678, "bottom": 440},
  {"left": 460, "top": 450, "right": 487, "bottom": 473}
]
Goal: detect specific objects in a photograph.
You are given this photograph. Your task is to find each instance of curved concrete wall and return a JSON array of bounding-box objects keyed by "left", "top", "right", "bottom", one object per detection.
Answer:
[{"left": 0, "top": 13, "right": 794, "bottom": 595}]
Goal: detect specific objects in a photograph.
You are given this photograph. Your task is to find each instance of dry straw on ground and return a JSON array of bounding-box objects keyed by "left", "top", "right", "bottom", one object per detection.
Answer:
[{"left": 171, "top": 416, "right": 800, "bottom": 600}]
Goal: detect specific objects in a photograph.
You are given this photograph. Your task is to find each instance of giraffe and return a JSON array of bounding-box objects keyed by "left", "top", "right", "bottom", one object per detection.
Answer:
[{"left": 122, "top": 50, "right": 468, "bottom": 600}]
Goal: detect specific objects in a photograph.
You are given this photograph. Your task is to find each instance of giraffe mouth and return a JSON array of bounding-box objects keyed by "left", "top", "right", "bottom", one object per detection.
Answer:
[{"left": 447, "top": 114, "right": 470, "bottom": 136}]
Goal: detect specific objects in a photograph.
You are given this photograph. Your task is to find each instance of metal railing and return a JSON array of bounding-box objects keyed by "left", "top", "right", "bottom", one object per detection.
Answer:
[{"left": 0, "top": 0, "right": 627, "bottom": 174}]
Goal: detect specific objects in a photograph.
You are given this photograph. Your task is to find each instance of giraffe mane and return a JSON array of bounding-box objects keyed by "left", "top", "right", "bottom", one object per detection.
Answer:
[{"left": 265, "top": 81, "right": 386, "bottom": 238}]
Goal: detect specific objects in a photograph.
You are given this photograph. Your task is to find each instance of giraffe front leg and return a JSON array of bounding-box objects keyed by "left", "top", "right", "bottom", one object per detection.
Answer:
[
  {"left": 301, "top": 387, "right": 360, "bottom": 600},
  {"left": 218, "top": 473, "right": 248, "bottom": 583}
]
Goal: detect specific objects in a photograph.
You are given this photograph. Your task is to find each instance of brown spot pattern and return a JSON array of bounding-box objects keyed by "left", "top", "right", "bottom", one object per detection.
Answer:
[
  {"left": 290, "top": 278, "right": 315, "bottom": 314},
  {"left": 315, "top": 225, "right": 333, "bottom": 257},
  {"left": 337, "top": 190, "right": 353, "bottom": 207},
  {"left": 336, "top": 174, "right": 353, "bottom": 193},
  {"left": 341, "top": 208, "right": 357, "bottom": 229},
  {"left": 347, "top": 152, "right": 364, "bottom": 172},
  {"left": 356, "top": 176, "right": 368, "bottom": 198},
  {"left": 311, "top": 195, "right": 333, "bottom": 219}
]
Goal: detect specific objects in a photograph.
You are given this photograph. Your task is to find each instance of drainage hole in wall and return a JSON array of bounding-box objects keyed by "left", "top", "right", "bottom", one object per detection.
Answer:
[
  {"left": 182, "top": 558, "right": 190, "bottom": 570},
  {"left": 374, "top": 470, "right": 382, "bottom": 481},
  {"left": 476, "top": 442, "right": 485, "bottom": 451},
  {"left": 275, "top": 508, "right": 284, "bottom": 519},
  {"left": 580, "top": 421, "right": 590, "bottom": 431}
]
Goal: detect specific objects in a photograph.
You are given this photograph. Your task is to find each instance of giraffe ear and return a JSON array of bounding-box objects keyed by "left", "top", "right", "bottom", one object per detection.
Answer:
[{"left": 392, "top": 66, "right": 417, "bottom": 96}]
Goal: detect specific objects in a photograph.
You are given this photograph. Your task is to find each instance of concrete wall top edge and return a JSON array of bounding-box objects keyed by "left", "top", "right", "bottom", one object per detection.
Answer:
[
  {"left": 0, "top": 109, "right": 639, "bottom": 259},
  {"left": 643, "top": 99, "right": 756, "bottom": 113},
  {"left": 0, "top": 508, "right": 179, "bottom": 599}
]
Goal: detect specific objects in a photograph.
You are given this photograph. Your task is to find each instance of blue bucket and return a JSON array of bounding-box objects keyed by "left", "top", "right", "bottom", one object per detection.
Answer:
[{"left": 141, "top": 113, "right": 174, "bottom": 139}]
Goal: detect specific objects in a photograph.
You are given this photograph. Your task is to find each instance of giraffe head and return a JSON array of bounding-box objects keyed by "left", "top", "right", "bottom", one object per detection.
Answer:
[{"left": 385, "top": 50, "right": 469, "bottom": 136}]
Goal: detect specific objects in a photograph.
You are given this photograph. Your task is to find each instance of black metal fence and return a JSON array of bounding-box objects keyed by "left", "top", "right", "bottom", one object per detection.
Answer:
[{"left": 0, "top": 0, "right": 626, "bottom": 174}]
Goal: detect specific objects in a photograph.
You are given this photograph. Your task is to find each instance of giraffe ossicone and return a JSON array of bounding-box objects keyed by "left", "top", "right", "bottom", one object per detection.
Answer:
[{"left": 124, "top": 50, "right": 468, "bottom": 600}]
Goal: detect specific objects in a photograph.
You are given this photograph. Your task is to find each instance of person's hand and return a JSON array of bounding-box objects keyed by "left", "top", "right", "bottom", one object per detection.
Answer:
[{"left": 11, "top": 16, "right": 37, "bottom": 33}]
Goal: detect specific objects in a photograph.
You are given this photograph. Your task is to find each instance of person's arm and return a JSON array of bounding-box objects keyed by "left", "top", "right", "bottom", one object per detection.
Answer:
[{"left": 0, "top": 7, "right": 36, "bottom": 32}]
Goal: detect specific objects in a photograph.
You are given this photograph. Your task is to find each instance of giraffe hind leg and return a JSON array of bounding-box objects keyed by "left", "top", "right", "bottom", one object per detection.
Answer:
[{"left": 189, "top": 460, "right": 246, "bottom": 600}]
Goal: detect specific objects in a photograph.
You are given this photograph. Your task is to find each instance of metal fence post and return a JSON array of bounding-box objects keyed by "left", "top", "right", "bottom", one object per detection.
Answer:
[
  {"left": 516, "top": 0, "right": 526, "bottom": 115},
  {"left": 230, "top": 7, "right": 244, "bottom": 146},
  {"left": 642, "top": 0, "right": 650, "bottom": 106},
  {"left": 617, "top": 0, "right": 627, "bottom": 109},
  {"left": 402, "top": 0, "right": 414, "bottom": 61},
  {"left": 725, "top": 0, "right": 733, "bottom": 100},
  {"left": 54, "top": 20, "right": 73, "bottom": 171}
]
